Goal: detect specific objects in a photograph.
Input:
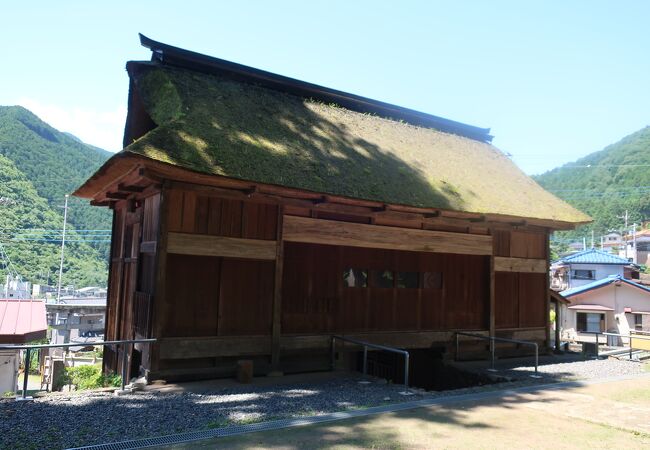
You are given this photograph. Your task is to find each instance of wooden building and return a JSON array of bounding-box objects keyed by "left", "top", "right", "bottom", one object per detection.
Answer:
[{"left": 74, "top": 35, "right": 590, "bottom": 382}]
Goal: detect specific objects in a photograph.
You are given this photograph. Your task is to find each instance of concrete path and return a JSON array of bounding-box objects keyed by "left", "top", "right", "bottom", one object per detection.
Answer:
[{"left": 165, "top": 376, "right": 650, "bottom": 449}]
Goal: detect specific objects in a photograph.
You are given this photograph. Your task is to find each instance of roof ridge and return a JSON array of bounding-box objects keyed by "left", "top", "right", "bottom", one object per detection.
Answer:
[{"left": 137, "top": 34, "right": 493, "bottom": 143}]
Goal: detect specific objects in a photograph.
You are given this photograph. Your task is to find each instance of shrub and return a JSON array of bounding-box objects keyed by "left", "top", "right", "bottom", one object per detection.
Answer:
[{"left": 63, "top": 364, "right": 122, "bottom": 390}]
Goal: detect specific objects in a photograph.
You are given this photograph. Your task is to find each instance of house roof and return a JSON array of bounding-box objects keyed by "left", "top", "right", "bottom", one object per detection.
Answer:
[
  {"left": 567, "top": 304, "right": 614, "bottom": 311},
  {"left": 75, "top": 35, "right": 591, "bottom": 226},
  {"left": 554, "top": 248, "right": 632, "bottom": 266},
  {"left": 560, "top": 275, "right": 650, "bottom": 298},
  {"left": 0, "top": 299, "right": 47, "bottom": 344}
]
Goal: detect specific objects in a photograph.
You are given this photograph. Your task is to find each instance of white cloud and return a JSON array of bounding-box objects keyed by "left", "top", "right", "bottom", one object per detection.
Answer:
[{"left": 15, "top": 98, "right": 126, "bottom": 152}]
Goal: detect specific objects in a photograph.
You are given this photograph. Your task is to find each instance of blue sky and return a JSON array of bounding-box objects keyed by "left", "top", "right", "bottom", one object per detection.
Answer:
[{"left": 2, "top": 1, "right": 649, "bottom": 175}]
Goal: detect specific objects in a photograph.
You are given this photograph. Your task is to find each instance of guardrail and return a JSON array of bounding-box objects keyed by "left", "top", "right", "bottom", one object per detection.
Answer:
[
  {"left": 580, "top": 331, "right": 650, "bottom": 359},
  {"left": 0, "top": 338, "right": 156, "bottom": 401},
  {"left": 454, "top": 331, "right": 540, "bottom": 376},
  {"left": 331, "top": 335, "right": 410, "bottom": 385}
]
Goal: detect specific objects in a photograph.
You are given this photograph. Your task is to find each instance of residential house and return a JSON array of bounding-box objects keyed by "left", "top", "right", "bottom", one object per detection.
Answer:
[
  {"left": 550, "top": 248, "right": 638, "bottom": 292},
  {"left": 621, "top": 227, "right": 650, "bottom": 266},
  {"left": 559, "top": 275, "right": 650, "bottom": 342},
  {"left": 73, "top": 35, "right": 590, "bottom": 382}
]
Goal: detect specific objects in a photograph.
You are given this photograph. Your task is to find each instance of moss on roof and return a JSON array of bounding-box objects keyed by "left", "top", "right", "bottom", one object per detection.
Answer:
[{"left": 123, "top": 63, "right": 590, "bottom": 224}]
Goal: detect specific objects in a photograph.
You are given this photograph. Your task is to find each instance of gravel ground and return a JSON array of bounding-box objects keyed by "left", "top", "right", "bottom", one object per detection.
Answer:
[
  {"left": 1, "top": 357, "right": 647, "bottom": 450},
  {"left": 495, "top": 355, "right": 646, "bottom": 382}
]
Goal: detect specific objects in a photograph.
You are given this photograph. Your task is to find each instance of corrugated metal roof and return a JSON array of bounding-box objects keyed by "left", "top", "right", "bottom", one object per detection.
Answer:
[
  {"left": 0, "top": 299, "right": 47, "bottom": 344},
  {"left": 560, "top": 275, "right": 650, "bottom": 298},
  {"left": 555, "top": 248, "right": 631, "bottom": 265}
]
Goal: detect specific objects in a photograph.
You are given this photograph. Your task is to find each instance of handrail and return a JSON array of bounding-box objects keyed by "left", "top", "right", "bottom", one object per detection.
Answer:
[
  {"left": 631, "top": 329, "right": 650, "bottom": 336},
  {"left": 1, "top": 338, "right": 156, "bottom": 401},
  {"left": 580, "top": 331, "right": 650, "bottom": 359},
  {"left": 454, "top": 331, "right": 539, "bottom": 376},
  {"left": 331, "top": 335, "right": 410, "bottom": 385}
]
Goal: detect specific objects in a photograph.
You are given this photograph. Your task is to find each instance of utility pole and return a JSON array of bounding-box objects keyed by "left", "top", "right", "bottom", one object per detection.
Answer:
[
  {"left": 583, "top": 237, "right": 586, "bottom": 251},
  {"left": 591, "top": 230, "right": 595, "bottom": 249},
  {"left": 619, "top": 210, "right": 629, "bottom": 259},
  {"left": 600, "top": 235, "right": 604, "bottom": 250},
  {"left": 632, "top": 223, "right": 637, "bottom": 264},
  {"left": 56, "top": 194, "right": 69, "bottom": 303}
]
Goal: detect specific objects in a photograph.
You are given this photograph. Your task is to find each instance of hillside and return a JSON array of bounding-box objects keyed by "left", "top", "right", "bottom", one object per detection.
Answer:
[
  {"left": 535, "top": 126, "right": 650, "bottom": 243},
  {"left": 0, "top": 154, "right": 107, "bottom": 286},
  {"left": 0, "top": 105, "right": 112, "bottom": 287}
]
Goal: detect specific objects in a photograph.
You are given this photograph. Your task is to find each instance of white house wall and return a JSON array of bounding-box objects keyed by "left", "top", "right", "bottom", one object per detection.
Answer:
[
  {"left": 568, "top": 263, "right": 625, "bottom": 288},
  {"left": 561, "top": 282, "right": 650, "bottom": 341}
]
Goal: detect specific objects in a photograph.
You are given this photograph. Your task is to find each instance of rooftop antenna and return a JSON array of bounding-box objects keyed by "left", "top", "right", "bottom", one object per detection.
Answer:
[{"left": 56, "top": 194, "right": 69, "bottom": 303}]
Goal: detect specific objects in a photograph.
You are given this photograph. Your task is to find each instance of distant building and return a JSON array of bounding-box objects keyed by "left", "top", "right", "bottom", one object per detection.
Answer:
[
  {"left": 559, "top": 275, "right": 650, "bottom": 342},
  {"left": 620, "top": 228, "right": 650, "bottom": 266},
  {"left": 0, "top": 299, "right": 47, "bottom": 393},
  {"left": 550, "top": 248, "right": 638, "bottom": 292},
  {"left": 0, "top": 275, "right": 31, "bottom": 299}
]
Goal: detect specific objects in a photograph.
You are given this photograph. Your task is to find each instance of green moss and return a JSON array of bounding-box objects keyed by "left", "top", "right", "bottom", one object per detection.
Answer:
[{"left": 121, "top": 64, "right": 590, "bottom": 224}]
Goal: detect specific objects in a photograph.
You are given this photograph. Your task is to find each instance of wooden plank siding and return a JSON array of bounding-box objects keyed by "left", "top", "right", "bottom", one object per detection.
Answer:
[
  {"left": 100, "top": 182, "right": 552, "bottom": 378},
  {"left": 283, "top": 216, "right": 493, "bottom": 255},
  {"left": 493, "top": 229, "right": 549, "bottom": 330},
  {"left": 281, "top": 242, "right": 490, "bottom": 334}
]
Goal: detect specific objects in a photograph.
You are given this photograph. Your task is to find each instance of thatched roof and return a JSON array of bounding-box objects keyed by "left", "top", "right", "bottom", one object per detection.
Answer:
[{"left": 79, "top": 36, "right": 590, "bottom": 225}]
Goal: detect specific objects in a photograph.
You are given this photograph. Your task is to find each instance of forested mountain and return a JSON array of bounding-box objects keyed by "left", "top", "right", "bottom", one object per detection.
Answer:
[
  {"left": 0, "top": 106, "right": 112, "bottom": 287},
  {"left": 535, "top": 126, "right": 650, "bottom": 245}
]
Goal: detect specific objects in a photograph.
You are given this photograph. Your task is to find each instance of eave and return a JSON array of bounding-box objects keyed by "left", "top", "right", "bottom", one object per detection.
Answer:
[{"left": 74, "top": 153, "right": 585, "bottom": 231}]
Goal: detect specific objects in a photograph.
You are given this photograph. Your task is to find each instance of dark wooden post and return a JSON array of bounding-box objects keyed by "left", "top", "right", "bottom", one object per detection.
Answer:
[
  {"left": 150, "top": 181, "right": 170, "bottom": 373},
  {"left": 489, "top": 246, "right": 496, "bottom": 338},
  {"left": 545, "top": 231, "right": 552, "bottom": 351},
  {"left": 270, "top": 206, "right": 285, "bottom": 374}
]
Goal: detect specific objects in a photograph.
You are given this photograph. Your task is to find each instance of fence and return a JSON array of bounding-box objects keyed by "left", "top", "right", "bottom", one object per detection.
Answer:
[{"left": 0, "top": 338, "right": 156, "bottom": 401}]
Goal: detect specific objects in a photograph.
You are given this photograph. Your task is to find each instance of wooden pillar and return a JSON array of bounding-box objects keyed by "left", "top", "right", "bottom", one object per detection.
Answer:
[
  {"left": 489, "top": 255, "right": 496, "bottom": 337},
  {"left": 553, "top": 299, "right": 561, "bottom": 352},
  {"left": 545, "top": 232, "right": 552, "bottom": 351},
  {"left": 150, "top": 181, "right": 170, "bottom": 373},
  {"left": 270, "top": 206, "right": 285, "bottom": 373}
]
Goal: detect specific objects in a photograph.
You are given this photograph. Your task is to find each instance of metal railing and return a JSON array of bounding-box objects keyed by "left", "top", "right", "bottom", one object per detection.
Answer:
[
  {"left": 580, "top": 331, "right": 650, "bottom": 359},
  {"left": 331, "top": 335, "right": 410, "bottom": 385},
  {"left": 0, "top": 338, "right": 156, "bottom": 400},
  {"left": 454, "top": 331, "right": 539, "bottom": 376}
]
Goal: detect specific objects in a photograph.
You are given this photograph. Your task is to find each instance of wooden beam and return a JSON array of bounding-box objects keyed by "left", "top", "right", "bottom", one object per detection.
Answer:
[
  {"left": 118, "top": 183, "right": 145, "bottom": 193},
  {"left": 140, "top": 240, "right": 157, "bottom": 254},
  {"left": 159, "top": 336, "right": 272, "bottom": 359},
  {"left": 283, "top": 216, "right": 493, "bottom": 255},
  {"left": 167, "top": 232, "right": 277, "bottom": 260},
  {"left": 90, "top": 200, "right": 114, "bottom": 207},
  {"left": 493, "top": 256, "right": 547, "bottom": 273},
  {"left": 159, "top": 331, "right": 489, "bottom": 359},
  {"left": 106, "top": 192, "right": 130, "bottom": 200}
]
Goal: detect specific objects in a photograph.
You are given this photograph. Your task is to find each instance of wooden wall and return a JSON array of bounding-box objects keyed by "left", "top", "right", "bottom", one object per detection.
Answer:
[
  {"left": 154, "top": 189, "right": 278, "bottom": 341},
  {"left": 165, "top": 189, "right": 277, "bottom": 239},
  {"left": 100, "top": 181, "right": 552, "bottom": 378},
  {"left": 493, "top": 229, "right": 548, "bottom": 330},
  {"left": 281, "top": 243, "right": 490, "bottom": 334},
  {"left": 103, "top": 192, "right": 161, "bottom": 375}
]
